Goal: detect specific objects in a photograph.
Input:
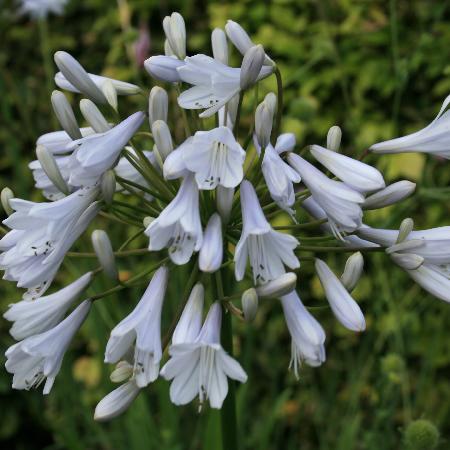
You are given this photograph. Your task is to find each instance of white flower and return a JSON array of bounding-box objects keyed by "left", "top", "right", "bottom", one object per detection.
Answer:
[
  {"left": 315, "top": 258, "right": 366, "bottom": 332},
  {"left": 4, "top": 272, "right": 92, "bottom": 340},
  {"left": 171, "top": 283, "right": 204, "bottom": 345},
  {"left": 104, "top": 267, "right": 168, "bottom": 387},
  {"left": 162, "top": 12, "right": 186, "bottom": 60},
  {"left": 340, "top": 252, "right": 364, "bottom": 292},
  {"left": 0, "top": 193, "right": 100, "bottom": 297},
  {"left": 144, "top": 55, "right": 184, "bottom": 82},
  {"left": 164, "top": 126, "right": 245, "bottom": 189},
  {"left": 256, "top": 272, "right": 297, "bottom": 298},
  {"left": 404, "top": 264, "right": 450, "bottom": 303},
  {"left": 160, "top": 302, "right": 247, "bottom": 409},
  {"left": 18, "top": 0, "right": 68, "bottom": 18},
  {"left": 66, "top": 112, "right": 145, "bottom": 187},
  {"left": 370, "top": 95, "right": 450, "bottom": 158},
  {"left": 288, "top": 153, "right": 364, "bottom": 236},
  {"left": 199, "top": 213, "right": 223, "bottom": 273},
  {"left": 5, "top": 300, "right": 91, "bottom": 394},
  {"left": 94, "top": 380, "right": 141, "bottom": 422},
  {"left": 145, "top": 174, "right": 202, "bottom": 265},
  {"left": 362, "top": 180, "right": 416, "bottom": 210},
  {"left": 310, "top": 144, "right": 385, "bottom": 192},
  {"left": 36, "top": 127, "right": 95, "bottom": 155},
  {"left": 234, "top": 180, "right": 300, "bottom": 283},
  {"left": 279, "top": 291, "right": 326, "bottom": 378},
  {"left": 176, "top": 54, "right": 273, "bottom": 118},
  {"left": 256, "top": 133, "right": 301, "bottom": 216}
]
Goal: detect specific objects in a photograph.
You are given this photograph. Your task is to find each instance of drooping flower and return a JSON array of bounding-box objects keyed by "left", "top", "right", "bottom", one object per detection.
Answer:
[
  {"left": 309, "top": 144, "right": 385, "bottom": 193},
  {"left": 66, "top": 111, "right": 145, "bottom": 187},
  {"left": 161, "top": 302, "right": 247, "bottom": 409},
  {"left": 104, "top": 267, "right": 168, "bottom": 387},
  {"left": 288, "top": 153, "right": 364, "bottom": 237},
  {"left": 5, "top": 300, "right": 91, "bottom": 394},
  {"left": 4, "top": 272, "right": 92, "bottom": 340},
  {"left": 279, "top": 291, "right": 326, "bottom": 378},
  {"left": 0, "top": 188, "right": 100, "bottom": 297},
  {"left": 370, "top": 95, "right": 450, "bottom": 158},
  {"left": 315, "top": 258, "right": 366, "bottom": 332},
  {"left": 145, "top": 174, "right": 202, "bottom": 265},
  {"left": 164, "top": 126, "right": 245, "bottom": 189},
  {"left": 235, "top": 180, "right": 300, "bottom": 283}
]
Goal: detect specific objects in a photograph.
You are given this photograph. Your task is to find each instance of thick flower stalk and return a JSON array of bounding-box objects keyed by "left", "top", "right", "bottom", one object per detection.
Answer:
[{"left": 1, "top": 12, "right": 449, "bottom": 450}]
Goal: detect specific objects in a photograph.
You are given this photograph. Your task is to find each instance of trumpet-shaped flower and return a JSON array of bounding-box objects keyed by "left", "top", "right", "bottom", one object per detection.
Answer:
[
  {"left": 310, "top": 144, "right": 385, "bottom": 192},
  {"left": 288, "top": 153, "right": 364, "bottom": 236},
  {"left": 370, "top": 95, "right": 450, "bottom": 158},
  {"left": 145, "top": 175, "right": 202, "bottom": 265},
  {"left": 4, "top": 272, "right": 92, "bottom": 340},
  {"left": 163, "top": 126, "right": 245, "bottom": 189},
  {"left": 315, "top": 259, "right": 366, "bottom": 332},
  {"left": 66, "top": 112, "right": 145, "bottom": 187},
  {"left": 104, "top": 267, "right": 168, "bottom": 387},
  {"left": 235, "top": 180, "right": 300, "bottom": 283},
  {"left": 279, "top": 291, "right": 326, "bottom": 377},
  {"left": 161, "top": 302, "right": 247, "bottom": 409},
  {"left": 5, "top": 300, "right": 91, "bottom": 394}
]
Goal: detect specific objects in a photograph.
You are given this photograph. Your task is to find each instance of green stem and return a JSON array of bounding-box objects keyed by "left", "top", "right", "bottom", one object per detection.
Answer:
[
  {"left": 297, "top": 245, "right": 385, "bottom": 253},
  {"left": 273, "top": 66, "right": 283, "bottom": 140},
  {"left": 234, "top": 91, "right": 245, "bottom": 137},
  {"left": 216, "top": 270, "right": 239, "bottom": 450}
]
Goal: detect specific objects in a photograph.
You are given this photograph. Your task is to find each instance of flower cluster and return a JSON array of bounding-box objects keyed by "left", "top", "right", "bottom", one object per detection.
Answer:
[{"left": 1, "top": 13, "right": 449, "bottom": 422}]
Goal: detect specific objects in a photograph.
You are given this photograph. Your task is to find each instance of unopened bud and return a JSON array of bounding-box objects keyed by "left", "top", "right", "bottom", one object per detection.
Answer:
[
  {"left": 216, "top": 186, "right": 234, "bottom": 224},
  {"left": 386, "top": 239, "right": 423, "bottom": 255},
  {"left": 36, "top": 145, "right": 70, "bottom": 195},
  {"left": 404, "top": 419, "right": 439, "bottom": 450},
  {"left": 102, "top": 80, "right": 118, "bottom": 112},
  {"left": 54, "top": 51, "right": 107, "bottom": 104},
  {"left": 242, "top": 288, "right": 258, "bottom": 322},
  {"left": 51, "top": 90, "right": 81, "bottom": 140},
  {"left": 110, "top": 361, "right": 133, "bottom": 383},
  {"left": 148, "top": 86, "right": 168, "bottom": 125},
  {"left": 164, "top": 39, "right": 175, "bottom": 57},
  {"left": 101, "top": 170, "right": 116, "bottom": 205},
  {"left": 256, "top": 272, "right": 297, "bottom": 298},
  {"left": 144, "top": 55, "right": 184, "bottom": 83},
  {"left": 390, "top": 252, "right": 424, "bottom": 270},
  {"left": 240, "top": 45, "right": 265, "bottom": 90},
  {"left": 163, "top": 12, "right": 186, "bottom": 60},
  {"left": 340, "top": 252, "right": 364, "bottom": 292},
  {"left": 363, "top": 180, "right": 416, "bottom": 210},
  {"left": 143, "top": 216, "right": 155, "bottom": 228},
  {"left": 152, "top": 120, "right": 173, "bottom": 160},
  {"left": 91, "top": 230, "right": 118, "bottom": 281},
  {"left": 255, "top": 101, "right": 273, "bottom": 149},
  {"left": 327, "top": 125, "right": 342, "bottom": 152},
  {"left": 80, "top": 99, "right": 110, "bottom": 133},
  {"left": 397, "top": 218, "right": 414, "bottom": 243},
  {"left": 199, "top": 213, "right": 223, "bottom": 273},
  {"left": 211, "top": 28, "right": 228, "bottom": 65},
  {"left": 152, "top": 145, "right": 164, "bottom": 170},
  {"left": 227, "top": 94, "right": 240, "bottom": 127},
  {"left": 264, "top": 92, "right": 277, "bottom": 117},
  {"left": 1, "top": 187, "right": 14, "bottom": 216}
]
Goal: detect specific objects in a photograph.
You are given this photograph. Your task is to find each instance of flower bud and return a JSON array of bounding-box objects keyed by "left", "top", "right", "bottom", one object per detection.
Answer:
[
  {"left": 54, "top": 51, "right": 107, "bottom": 104},
  {"left": 1, "top": 187, "right": 14, "bottom": 216},
  {"left": 211, "top": 28, "right": 228, "bottom": 65},
  {"left": 164, "top": 39, "right": 175, "bottom": 57},
  {"left": 101, "top": 79, "right": 118, "bottom": 112},
  {"left": 255, "top": 101, "right": 273, "bottom": 149},
  {"left": 148, "top": 86, "right": 168, "bottom": 125},
  {"left": 199, "top": 213, "right": 223, "bottom": 273},
  {"left": 152, "top": 145, "right": 165, "bottom": 170},
  {"left": 326, "top": 125, "right": 342, "bottom": 152},
  {"left": 101, "top": 170, "right": 116, "bottom": 205},
  {"left": 264, "top": 92, "right": 277, "bottom": 117},
  {"left": 152, "top": 120, "right": 173, "bottom": 160},
  {"left": 240, "top": 45, "right": 265, "bottom": 90},
  {"left": 110, "top": 361, "right": 133, "bottom": 383},
  {"left": 404, "top": 419, "right": 440, "bottom": 450},
  {"left": 363, "top": 180, "right": 416, "bottom": 210},
  {"left": 397, "top": 218, "right": 414, "bottom": 243},
  {"left": 36, "top": 145, "right": 70, "bottom": 195},
  {"left": 143, "top": 216, "right": 155, "bottom": 228},
  {"left": 256, "top": 272, "right": 297, "bottom": 298},
  {"left": 91, "top": 230, "right": 118, "bottom": 281},
  {"left": 340, "top": 252, "right": 364, "bottom": 292},
  {"left": 216, "top": 186, "right": 234, "bottom": 224},
  {"left": 163, "top": 12, "right": 186, "bottom": 60},
  {"left": 242, "top": 288, "right": 258, "bottom": 322},
  {"left": 79, "top": 99, "right": 110, "bottom": 133},
  {"left": 51, "top": 90, "right": 81, "bottom": 140},
  {"left": 390, "top": 252, "right": 424, "bottom": 270}
]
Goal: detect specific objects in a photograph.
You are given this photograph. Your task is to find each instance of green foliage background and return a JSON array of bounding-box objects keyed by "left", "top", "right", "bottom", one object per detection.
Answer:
[{"left": 1, "top": 0, "right": 450, "bottom": 449}]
